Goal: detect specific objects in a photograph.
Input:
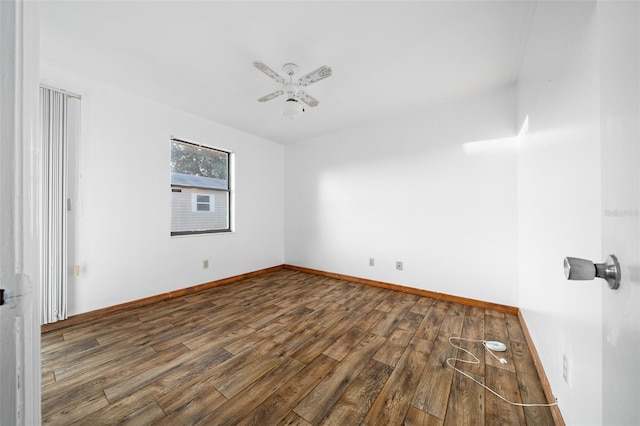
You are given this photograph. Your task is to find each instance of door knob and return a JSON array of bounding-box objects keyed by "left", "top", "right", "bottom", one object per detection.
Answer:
[{"left": 563, "top": 254, "right": 621, "bottom": 289}]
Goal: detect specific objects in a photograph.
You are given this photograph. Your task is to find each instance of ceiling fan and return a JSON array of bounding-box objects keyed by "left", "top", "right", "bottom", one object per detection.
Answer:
[{"left": 253, "top": 61, "right": 333, "bottom": 119}]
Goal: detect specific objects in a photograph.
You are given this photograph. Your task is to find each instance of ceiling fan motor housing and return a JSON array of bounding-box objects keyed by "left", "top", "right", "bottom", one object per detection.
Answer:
[
  {"left": 284, "top": 83, "right": 299, "bottom": 98},
  {"left": 283, "top": 63, "right": 299, "bottom": 76}
]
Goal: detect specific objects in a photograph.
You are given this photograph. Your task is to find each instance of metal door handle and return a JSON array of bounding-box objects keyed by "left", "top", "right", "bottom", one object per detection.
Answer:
[{"left": 563, "top": 254, "right": 621, "bottom": 289}]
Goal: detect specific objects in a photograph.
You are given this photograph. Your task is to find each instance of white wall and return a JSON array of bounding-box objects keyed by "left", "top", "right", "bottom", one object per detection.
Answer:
[
  {"left": 40, "top": 63, "right": 285, "bottom": 316},
  {"left": 517, "top": 2, "right": 602, "bottom": 424},
  {"left": 285, "top": 86, "right": 519, "bottom": 307}
]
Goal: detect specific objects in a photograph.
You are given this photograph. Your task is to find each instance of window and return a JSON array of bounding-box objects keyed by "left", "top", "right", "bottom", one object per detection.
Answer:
[
  {"left": 192, "top": 194, "right": 213, "bottom": 212},
  {"left": 170, "top": 138, "right": 231, "bottom": 235}
]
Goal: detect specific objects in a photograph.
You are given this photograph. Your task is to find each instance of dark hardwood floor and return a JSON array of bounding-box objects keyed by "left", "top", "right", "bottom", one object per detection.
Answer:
[{"left": 41, "top": 269, "right": 555, "bottom": 425}]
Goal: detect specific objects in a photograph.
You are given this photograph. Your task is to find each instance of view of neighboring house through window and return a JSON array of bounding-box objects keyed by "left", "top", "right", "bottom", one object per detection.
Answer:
[{"left": 170, "top": 138, "right": 231, "bottom": 235}]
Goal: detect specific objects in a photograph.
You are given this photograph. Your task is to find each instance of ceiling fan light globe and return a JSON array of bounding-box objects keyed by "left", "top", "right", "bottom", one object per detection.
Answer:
[{"left": 282, "top": 98, "right": 304, "bottom": 119}]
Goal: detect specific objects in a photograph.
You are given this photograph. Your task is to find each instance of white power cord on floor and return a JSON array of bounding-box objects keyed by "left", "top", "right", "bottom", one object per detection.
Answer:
[{"left": 447, "top": 336, "right": 559, "bottom": 408}]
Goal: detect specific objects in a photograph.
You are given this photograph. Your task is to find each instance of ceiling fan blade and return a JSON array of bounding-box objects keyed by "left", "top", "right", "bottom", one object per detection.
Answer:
[
  {"left": 253, "top": 61, "right": 285, "bottom": 84},
  {"left": 298, "top": 65, "right": 332, "bottom": 87},
  {"left": 298, "top": 90, "right": 319, "bottom": 107},
  {"left": 257, "top": 90, "right": 283, "bottom": 102}
]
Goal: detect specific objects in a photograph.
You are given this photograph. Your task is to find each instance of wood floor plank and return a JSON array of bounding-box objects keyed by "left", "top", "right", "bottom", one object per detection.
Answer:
[
  {"left": 41, "top": 371, "right": 55, "bottom": 387},
  {"left": 72, "top": 386, "right": 167, "bottom": 425},
  {"left": 284, "top": 302, "right": 332, "bottom": 333},
  {"left": 511, "top": 340, "right": 540, "bottom": 378},
  {"left": 322, "top": 326, "right": 368, "bottom": 361},
  {"left": 52, "top": 344, "right": 157, "bottom": 381},
  {"left": 247, "top": 304, "right": 293, "bottom": 330},
  {"left": 198, "top": 356, "right": 306, "bottom": 425},
  {"left": 484, "top": 310, "right": 507, "bottom": 337},
  {"left": 314, "top": 302, "right": 351, "bottom": 328},
  {"left": 411, "top": 296, "right": 435, "bottom": 315},
  {"left": 95, "top": 317, "right": 175, "bottom": 346},
  {"left": 40, "top": 269, "right": 553, "bottom": 425},
  {"left": 74, "top": 345, "right": 232, "bottom": 423},
  {"left": 42, "top": 344, "right": 189, "bottom": 416},
  {"left": 456, "top": 314, "right": 485, "bottom": 377},
  {"left": 43, "top": 391, "right": 109, "bottom": 425},
  {"left": 375, "top": 293, "right": 402, "bottom": 312},
  {"left": 412, "top": 332, "right": 459, "bottom": 420},
  {"left": 443, "top": 368, "right": 485, "bottom": 426},
  {"left": 468, "top": 306, "right": 485, "bottom": 318},
  {"left": 117, "top": 401, "right": 166, "bottom": 426},
  {"left": 275, "top": 305, "right": 316, "bottom": 328},
  {"left": 353, "top": 288, "right": 389, "bottom": 313},
  {"left": 214, "top": 325, "right": 320, "bottom": 399},
  {"left": 183, "top": 322, "right": 254, "bottom": 350},
  {"left": 157, "top": 387, "right": 227, "bottom": 425},
  {"left": 518, "top": 373, "right": 556, "bottom": 425},
  {"left": 240, "top": 354, "right": 338, "bottom": 426},
  {"left": 439, "top": 302, "right": 467, "bottom": 335},
  {"left": 45, "top": 345, "right": 158, "bottom": 402},
  {"left": 399, "top": 310, "right": 427, "bottom": 333},
  {"left": 154, "top": 328, "right": 295, "bottom": 416},
  {"left": 155, "top": 366, "right": 226, "bottom": 415},
  {"left": 485, "top": 309, "right": 505, "bottom": 318},
  {"left": 150, "top": 316, "right": 212, "bottom": 352},
  {"left": 320, "top": 359, "right": 393, "bottom": 425},
  {"left": 223, "top": 322, "right": 284, "bottom": 355},
  {"left": 278, "top": 411, "right": 313, "bottom": 426},
  {"left": 505, "top": 313, "right": 527, "bottom": 343},
  {"left": 484, "top": 313, "right": 516, "bottom": 373},
  {"left": 356, "top": 308, "right": 387, "bottom": 333},
  {"left": 291, "top": 310, "right": 362, "bottom": 364},
  {"left": 102, "top": 344, "right": 231, "bottom": 403},
  {"left": 414, "top": 304, "right": 447, "bottom": 344},
  {"left": 293, "top": 333, "right": 386, "bottom": 423},
  {"left": 40, "top": 330, "right": 65, "bottom": 346},
  {"left": 43, "top": 320, "right": 156, "bottom": 370},
  {"left": 363, "top": 337, "right": 431, "bottom": 425},
  {"left": 41, "top": 335, "right": 98, "bottom": 359},
  {"left": 370, "top": 309, "right": 405, "bottom": 337},
  {"left": 61, "top": 316, "right": 143, "bottom": 343},
  {"left": 373, "top": 327, "right": 414, "bottom": 367},
  {"left": 136, "top": 300, "right": 191, "bottom": 324},
  {"left": 300, "top": 297, "right": 332, "bottom": 312},
  {"left": 404, "top": 405, "right": 445, "bottom": 426},
  {"left": 485, "top": 364, "right": 526, "bottom": 425},
  {"left": 339, "top": 291, "right": 370, "bottom": 312},
  {"left": 206, "top": 329, "right": 294, "bottom": 397}
]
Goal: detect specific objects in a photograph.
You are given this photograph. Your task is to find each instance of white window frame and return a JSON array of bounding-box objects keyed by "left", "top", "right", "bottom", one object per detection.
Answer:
[
  {"left": 170, "top": 138, "right": 232, "bottom": 235},
  {"left": 192, "top": 193, "right": 214, "bottom": 212}
]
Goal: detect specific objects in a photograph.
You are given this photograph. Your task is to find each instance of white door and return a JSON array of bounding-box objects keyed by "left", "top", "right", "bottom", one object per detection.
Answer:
[
  {"left": 0, "top": 1, "right": 41, "bottom": 425},
  {"left": 600, "top": 2, "right": 640, "bottom": 425}
]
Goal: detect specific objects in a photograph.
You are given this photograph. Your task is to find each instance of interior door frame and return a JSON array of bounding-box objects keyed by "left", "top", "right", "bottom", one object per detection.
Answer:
[
  {"left": 0, "top": 0, "right": 41, "bottom": 424},
  {"left": 600, "top": 1, "right": 640, "bottom": 424}
]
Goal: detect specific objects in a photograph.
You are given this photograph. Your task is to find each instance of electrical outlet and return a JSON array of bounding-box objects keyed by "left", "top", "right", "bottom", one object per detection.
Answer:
[
  {"left": 396, "top": 261, "right": 403, "bottom": 271},
  {"left": 562, "top": 354, "right": 569, "bottom": 384},
  {"left": 369, "top": 258, "right": 375, "bottom": 267},
  {"left": 203, "top": 260, "right": 209, "bottom": 269}
]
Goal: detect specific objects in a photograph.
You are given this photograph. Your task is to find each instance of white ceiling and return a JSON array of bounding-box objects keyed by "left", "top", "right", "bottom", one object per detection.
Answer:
[{"left": 39, "top": 1, "right": 536, "bottom": 145}]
